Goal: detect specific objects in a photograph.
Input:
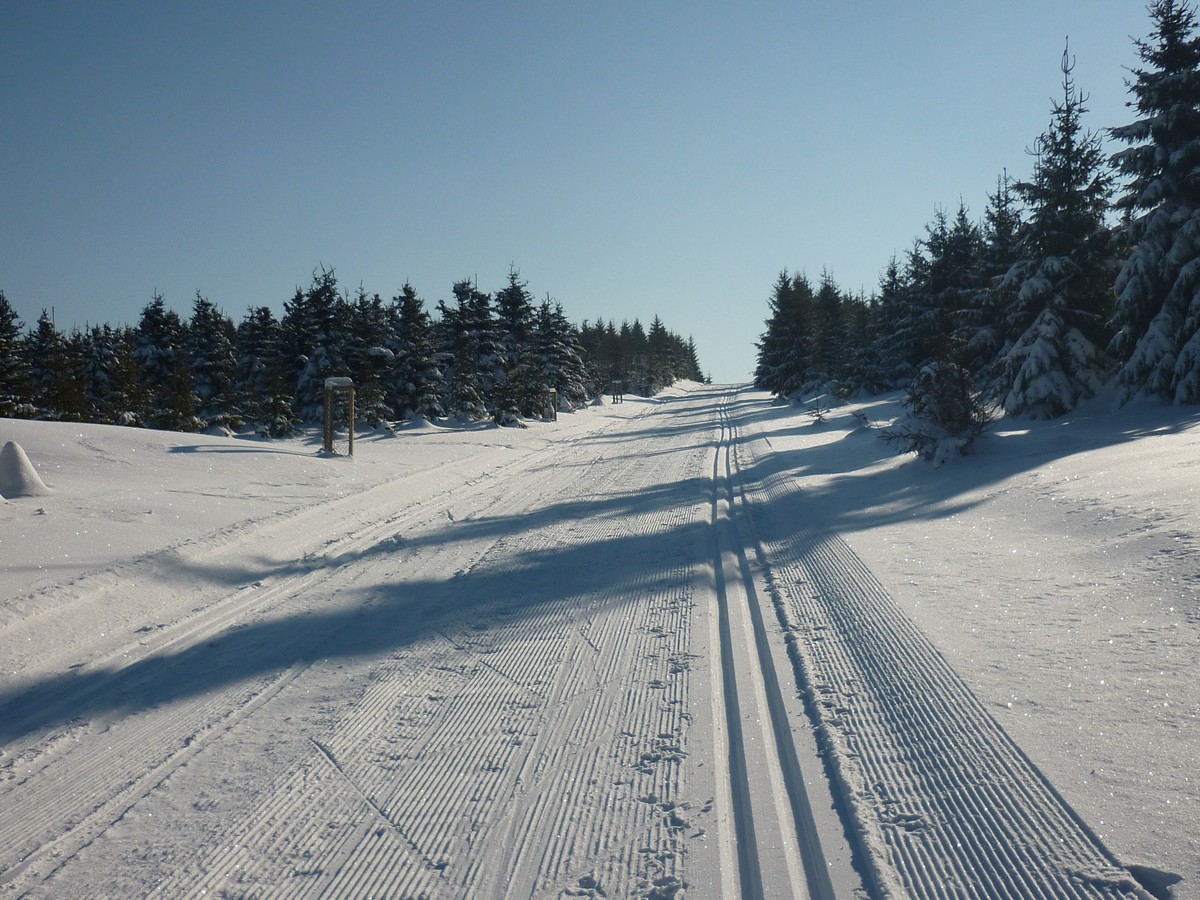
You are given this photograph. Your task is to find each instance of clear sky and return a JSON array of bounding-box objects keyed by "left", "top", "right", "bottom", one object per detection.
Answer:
[{"left": 1, "top": 1, "right": 1154, "bottom": 384}]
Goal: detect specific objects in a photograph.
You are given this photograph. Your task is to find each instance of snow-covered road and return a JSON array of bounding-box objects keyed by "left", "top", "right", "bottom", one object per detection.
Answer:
[{"left": 0, "top": 385, "right": 1184, "bottom": 897}]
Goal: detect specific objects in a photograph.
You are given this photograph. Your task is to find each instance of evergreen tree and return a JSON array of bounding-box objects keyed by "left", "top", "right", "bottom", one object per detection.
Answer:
[
  {"left": 995, "top": 45, "right": 1116, "bottom": 418},
  {"left": 600, "top": 320, "right": 627, "bottom": 392},
  {"left": 1109, "top": 0, "right": 1200, "bottom": 402},
  {"left": 236, "top": 306, "right": 295, "bottom": 435},
  {"left": 0, "top": 291, "right": 31, "bottom": 416},
  {"left": 881, "top": 239, "right": 938, "bottom": 379},
  {"left": 882, "top": 207, "right": 985, "bottom": 382},
  {"left": 493, "top": 269, "right": 540, "bottom": 422},
  {"left": 865, "top": 257, "right": 913, "bottom": 388},
  {"left": 26, "top": 311, "right": 86, "bottom": 420},
  {"left": 807, "top": 269, "right": 848, "bottom": 387},
  {"left": 681, "top": 336, "right": 704, "bottom": 382},
  {"left": 646, "top": 315, "right": 673, "bottom": 389},
  {"left": 108, "top": 326, "right": 144, "bottom": 425},
  {"left": 134, "top": 293, "right": 200, "bottom": 430},
  {"left": 533, "top": 299, "right": 591, "bottom": 411},
  {"left": 186, "top": 292, "right": 239, "bottom": 427},
  {"left": 388, "top": 283, "right": 444, "bottom": 420},
  {"left": 938, "top": 203, "right": 988, "bottom": 347},
  {"left": 346, "top": 286, "right": 395, "bottom": 426},
  {"left": 80, "top": 324, "right": 136, "bottom": 423},
  {"left": 283, "top": 268, "right": 350, "bottom": 423},
  {"left": 621, "top": 319, "right": 650, "bottom": 393},
  {"left": 755, "top": 271, "right": 816, "bottom": 396},
  {"left": 845, "top": 291, "right": 887, "bottom": 393},
  {"left": 437, "top": 280, "right": 489, "bottom": 420},
  {"left": 970, "top": 174, "right": 1026, "bottom": 382}
]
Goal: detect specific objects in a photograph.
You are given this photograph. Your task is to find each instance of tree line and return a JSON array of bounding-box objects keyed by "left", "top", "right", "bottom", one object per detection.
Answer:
[
  {"left": 0, "top": 267, "right": 704, "bottom": 434},
  {"left": 756, "top": 0, "right": 1200, "bottom": 446}
]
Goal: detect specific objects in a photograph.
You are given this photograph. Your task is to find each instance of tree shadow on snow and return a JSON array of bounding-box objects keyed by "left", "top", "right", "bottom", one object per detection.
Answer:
[{"left": 0, "top": 475, "right": 710, "bottom": 744}]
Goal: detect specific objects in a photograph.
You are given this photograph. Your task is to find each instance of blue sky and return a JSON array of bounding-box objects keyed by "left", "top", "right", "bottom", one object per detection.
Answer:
[{"left": 1, "top": 2, "right": 1153, "bottom": 383}]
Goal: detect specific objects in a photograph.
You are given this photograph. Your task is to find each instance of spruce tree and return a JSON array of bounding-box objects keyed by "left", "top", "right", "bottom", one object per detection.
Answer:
[
  {"left": 135, "top": 293, "right": 200, "bottom": 430},
  {"left": 346, "top": 286, "right": 395, "bottom": 426},
  {"left": 437, "top": 281, "right": 489, "bottom": 420},
  {"left": 236, "top": 306, "right": 295, "bottom": 436},
  {"left": 27, "top": 312, "right": 86, "bottom": 420},
  {"left": 283, "top": 268, "right": 351, "bottom": 423},
  {"left": 621, "top": 320, "right": 650, "bottom": 393},
  {"left": 995, "top": 45, "right": 1116, "bottom": 418},
  {"left": 186, "top": 292, "right": 239, "bottom": 428},
  {"left": 866, "top": 257, "right": 912, "bottom": 389},
  {"left": 493, "top": 269, "right": 540, "bottom": 422},
  {"left": 755, "top": 271, "right": 815, "bottom": 397},
  {"left": 80, "top": 324, "right": 131, "bottom": 423},
  {"left": 646, "top": 315, "right": 673, "bottom": 389},
  {"left": 389, "top": 283, "right": 444, "bottom": 420},
  {"left": 971, "top": 174, "right": 1026, "bottom": 383},
  {"left": 1109, "top": 0, "right": 1200, "bottom": 402},
  {"left": 807, "top": 269, "right": 848, "bottom": 388},
  {"left": 0, "top": 291, "right": 30, "bottom": 416},
  {"left": 683, "top": 336, "right": 704, "bottom": 382}
]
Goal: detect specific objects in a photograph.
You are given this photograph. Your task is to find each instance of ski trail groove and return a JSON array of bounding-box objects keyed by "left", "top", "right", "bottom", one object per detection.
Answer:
[
  {"left": 709, "top": 391, "right": 837, "bottom": 900},
  {"left": 139, "top": 398, "right": 703, "bottom": 899},
  {"left": 731, "top": 394, "right": 1153, "bottom": 900},
  {"left": 2, "top": 409, "right": 662, "bottom": 897}
]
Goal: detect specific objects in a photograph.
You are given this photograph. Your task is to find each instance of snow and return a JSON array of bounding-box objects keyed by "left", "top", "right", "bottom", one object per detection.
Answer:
[
  {"left": 0, "top": 441, "right": 50, "bottom": 500},
  {"left": 1, "top": 384, "right": 1197, "bottom": 897},
  {"left": 752, "top": 390, "right": 1200, "bottom": 896}
]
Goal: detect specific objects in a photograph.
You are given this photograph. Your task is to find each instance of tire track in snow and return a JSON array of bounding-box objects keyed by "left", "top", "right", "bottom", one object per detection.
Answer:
[{"left": 732, "top": 398, "right": 1154, "bottom": 899}]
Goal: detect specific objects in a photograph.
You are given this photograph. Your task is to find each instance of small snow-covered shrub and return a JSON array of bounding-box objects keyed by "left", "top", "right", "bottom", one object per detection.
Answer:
[{"left": 883, "top": 360, "right": 990, "bottom": 464}]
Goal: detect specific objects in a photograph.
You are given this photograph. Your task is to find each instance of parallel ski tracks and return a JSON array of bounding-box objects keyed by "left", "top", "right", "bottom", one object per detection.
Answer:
[
  {"left": 732, "top": 397, "right": 1152, "bottom": 899},
  {"left": 7, "top": 387, "right": 1142, "bottom": 898},
  {"left": 708, "top": 392, "right": 839, "bottom": 899}
]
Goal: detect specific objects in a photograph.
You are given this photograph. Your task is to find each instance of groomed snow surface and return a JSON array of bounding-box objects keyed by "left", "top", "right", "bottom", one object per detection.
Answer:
[{"left": 0, "top": 383, "right": 1195, "bottom": 899}]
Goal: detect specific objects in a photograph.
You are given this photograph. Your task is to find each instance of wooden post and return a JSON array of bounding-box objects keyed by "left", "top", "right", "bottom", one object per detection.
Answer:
[{"left": 323, "top": 377, "right": 355, "bottom": 456}]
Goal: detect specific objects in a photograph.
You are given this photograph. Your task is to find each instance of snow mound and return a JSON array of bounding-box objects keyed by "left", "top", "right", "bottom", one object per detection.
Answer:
[{"left": 0, "top": 441, "right": 51, "bottom": 498}]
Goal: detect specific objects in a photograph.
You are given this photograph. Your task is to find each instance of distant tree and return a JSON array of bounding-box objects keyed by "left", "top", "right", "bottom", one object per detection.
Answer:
[
  {"left": 388, "top": 282, "right": 444, "bottom": 420},
  {"left": 186, "top": 292, "right": 240, "bottom": 428},
  {"left": 995, "top": 45, "right": 1116, "bottom": 417},
  {"left": 534, "top": 298, "right": 591, "bottom": 411},
  {"left": 807, "top": 269, "right": 848, "bottom": 387},
  {"left": 492, "top": 269, "right": 540, "bottom": 423},
  {"left": 345, "top": 286, "right": 395, "bottom": 426},
  {"left": 283, "top": 268, "right": 351, "bottom": 423},
  {"left": 755, "top": 271, "right": 815, "bottom": 396},
  {"left": 682, "top": 336, "right": 704, "bottom": 382},
  {"left": 135, "top": 293, "right": 200, "bottom": 430},
  {"left": 1109, "top": 0, "right": 1200, "bottom": 402},
  {"left": 969, "top": 174, "right": 1026, "bottom": 383},
  {"left": 26, "top": 311, "right": 86, "bottom": 420},
  {"left": 864, "top": 257, "right": 912, "bottom": 389},
  {"left": 236, "top": 306, "right": 295, "bottom": 435},
  {"left": 646, "top": 315, "right": 673, "bottom": 388},
  {"left": 437, "top": 280, "right": 490, "bottom": 420},
  {"left": 80, "top": 324, "right": 138, "bottom": 423},
  {"left": 0, "top": 291, "right": 31, "bottom": 416}
]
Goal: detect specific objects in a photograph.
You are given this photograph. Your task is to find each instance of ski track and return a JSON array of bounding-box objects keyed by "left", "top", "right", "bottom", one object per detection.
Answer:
[
  {"left": 732, "top": 398, "right": 1153, "bottom": 899},
  {"left": 707, "top": 392, "right": 842, "bottom": 900},
  {"left": 143, "top": 405, "right": 703, "bottom": 899},
  {"left": 1, "top": 398, "right": 709, "bottom": 899},
  {"left": 0, "top": 385, "right": 1159, "bottom": 898}
]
